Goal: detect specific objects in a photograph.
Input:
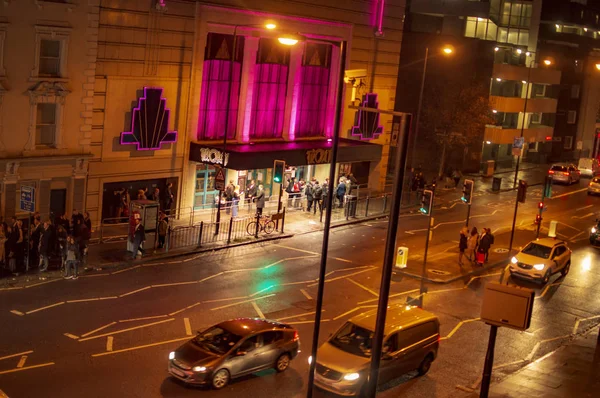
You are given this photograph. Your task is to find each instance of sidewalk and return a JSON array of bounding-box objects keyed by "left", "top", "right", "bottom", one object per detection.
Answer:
[{"left": 489, "top": 328, "right": 600, "bottom": 398}]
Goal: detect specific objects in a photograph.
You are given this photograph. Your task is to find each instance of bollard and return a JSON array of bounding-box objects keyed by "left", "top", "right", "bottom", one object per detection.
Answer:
[
  {"left": 254, "top": 213, "right": 260, "bottom": 238},
  {"left": 365, "top": 197, "right": 370, "bottom": 217},
  {"left": 282, "top": 208, "right": 286, "bottom": 234},
  {"left": 197, "top": 221, "right": 203, "bottom": 247},
  {"left": 227, "top": 217, "right": 233, "bottom": 244}
]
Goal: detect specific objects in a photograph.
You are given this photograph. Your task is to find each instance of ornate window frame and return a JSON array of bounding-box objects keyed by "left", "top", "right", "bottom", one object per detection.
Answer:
[
  {"left": 30, "top": 24, "right": 71, "bottom": 81},
  {"left": 27, "top": 81, "right": 70, "bottom": 150}
]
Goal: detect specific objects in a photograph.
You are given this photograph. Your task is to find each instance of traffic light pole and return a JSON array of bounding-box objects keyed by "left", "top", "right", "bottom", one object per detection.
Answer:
[
  {"left": 419, "top": 194, "right": 434, "bottom": 308},
  {"left": 508, "top": 199, "right": 519, "bottom": 254},
  {"left": 536, "top": 194, "right": 545, "bottom": 238},
  {"left": 466, "top": 203, "right": 471, "bottom": 227}
]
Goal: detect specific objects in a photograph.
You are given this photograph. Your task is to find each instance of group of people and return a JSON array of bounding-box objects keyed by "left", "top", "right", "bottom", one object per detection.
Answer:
[
  {"left": 286, "top": 172, "right": 358, "bottom": 212},
  {"left": 114, "top": 183, "right": 175, "bottom": 221},
  {"left": 458, "top": 226, "right": 495, "bottom": 266},
  {"left": 219, "top": 180, "right": 266, "bottom": 217},
  {"left": 0, "top": 210, "right": 92, "bottom": 279}
]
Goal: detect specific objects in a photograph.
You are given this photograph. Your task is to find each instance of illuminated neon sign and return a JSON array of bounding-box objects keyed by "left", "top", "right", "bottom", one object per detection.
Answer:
[{"left": 351, "top": 93, "right": 383, "bottom": 141}]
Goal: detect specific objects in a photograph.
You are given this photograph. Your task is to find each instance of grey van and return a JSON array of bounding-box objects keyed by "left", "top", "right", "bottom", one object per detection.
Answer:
[{"left": 312, "top": 305, "right": 440, "bottom": 397}]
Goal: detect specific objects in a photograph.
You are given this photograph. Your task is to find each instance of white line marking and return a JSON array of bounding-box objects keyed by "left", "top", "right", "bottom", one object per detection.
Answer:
[
  {"left": 198, "top": 272, "right": 223, "bottom": 283},
  {"left": 0, "top": 362, "right": 55, "bottom": 375},
  {"left": 168, "top": 302, "right": 202, "bottom": 316},
  {"left": 184, "top": 318, "right": 192, "bottom": 335},
  {"left": 571, "top": 212, "right": 595, "bottom": 220},
  {"left": 151, "top": 281, "right": 197, "bottom": 288},
  {"left": 569, "top": 230, "right": 586, "bottom": 241},
  {"left": 576, "top": 204, "right": 593, "bottom": 211},
  {"left": 347, "top": 278, "right": 379, "bottom": 297},
  {"left": 64, "top": 333, "right": 79, "bottom": 340},
  {"left": 556, "top": 222, "right": 581, "bottom": 232},
  {"left": 79, "top": 318, "right": 175, "bottom": 342},
  {"left": 252, "top": 302, "right": 265, "bottom": 318},
  {"left": 286, "top": 319, "right": 331, "bottom": 325},
  {"left": 357, "top": 289, "right": 419, "bottom": 304},
  {"left": 80, "top": 322, "right": 117, "bottom": 338},
  {"left": 549, "top": 187, "right": 587, "bottom": 199},
  {"left": 16, "top": 355, "right": 27, "bottom": 368},
  {"left": 332, "top": 257, "right": 353, "bottom": 263},
  {"left": 300, "top": 289, "right": 312, "bottom": 300},
  {"left": 10, "top": 310, "right": 24, "bottom": 316},
  {"left": 106, "top": 336, "right": 113, "bottom": 352},
  {"left": 307, "top": 268, "right": 375, "bottom": 287},
  {"left": 119, "top": 286, "right": 152, "bottom": 297},
  {"left": 92, "top": 336, "right": 191, "bottom": 357},
  {"left": 111, "top": 265, "right": 141, "bottom": 275},
  {"left": 276, "top": 311, "right": 318, "bottom": 321},
  {"left": 66, "top": 296, "right": 118, "bottom": 303},
  {"left": 118, "top": 315, "right": 168, "bottom": 323},
  {"left": 0, "top": 351, "right": 34, "bottom": 361},
  {"left": 210, "top": 294, "right": 276, "bottom": 311},
  {"left": 25, "top": 301, "right": 65, "bottom": 315},
  {"left": 250, "top": 285, "right": 275, "bottom": 297}
]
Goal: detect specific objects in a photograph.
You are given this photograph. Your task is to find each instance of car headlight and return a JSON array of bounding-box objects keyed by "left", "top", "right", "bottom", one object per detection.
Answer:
[
  {"left": 533, "top": 264, "right": 545, "bottom": 271},
  {"left": 592, "top": 227, "right": 597, "bottom": 234},
  {"left": 343, "top": 373, "right": 360, "bottom": 381},
  {"left": 192, "top": 366, "right": 207, "bottom": 372},
  {"left": 308, "top": 356, "right": 312, "bottom": 365},
  {"left": 169, "top": 352, "right": 175, "bottom": 360},
  {"left": 511, "top": 256, "right": 518, "bottom": 264}
]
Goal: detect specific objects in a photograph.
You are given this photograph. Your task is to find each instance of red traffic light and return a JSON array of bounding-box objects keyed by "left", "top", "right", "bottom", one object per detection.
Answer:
[
  {"left": 535, "top": 214, "right": 542, "bottom": 224},
  {"left": 538, "top": 202, "right": 544, "bottom": 209}
]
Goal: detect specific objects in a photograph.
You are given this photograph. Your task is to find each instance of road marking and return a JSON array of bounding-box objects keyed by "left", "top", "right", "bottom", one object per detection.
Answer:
[
  {"left": 276, "top": 311, "right": 319, "bottom": 321},
  {"left": 307, "top": 267, "right": 375, "bottom": 287},
  {"left": 347, "top": 278, "right": 379, "bottom": 297},
  {"left": 572, "top": 314, "right": 600, "bottom": 335},
  {"left": 80, "top": 322, "right": 117, "bottom": 338},
  {"left": 569, "top": 230, "right": 586, "bottom": 241},
  {"left": 252, "top": 302, "right": 265, "bottom": 318},
  {"left": 0, "top": 351, "right": 33, "bottom": 361},
  {"left": 119, "top": 286, "right": 152, "bottom": 297},
  {"left": 79, "top": 273, "right": 111, "bottom": 278},
  {"left": 576, "top": 204, "right": 594, "bottom": 211},
  {"left": 118, "top": 315, "right": 168, "bottom": 323},
  {"left": 210, "top": 294, "right": 275, "bottom": 311},
  {"left": 440, "top": 318, "right": 480, "bottom": 340},
  {"left": 10, "top": 310, "right": 24, "bottom": 316},
  {"left": 571, "top": 212, "right": 594, "bottom": 220},
  {"left": 184, "top": 318, "right": 192, "bottom": 335},
  {"left": 198, "top": 272, "right": 224, "bottom": 283},
  {"left": 358, "top": 289, "right": 419, "bottom": 304},
  {"left": 0, "top": 287, "right": 23, "bottom": 291},
  {"left": 26, "top": 301, "right": 65, "bottom": 315},
  {"left": 66, "top": 296, "right": 118, "bottom": 303},
  {"left": 286, "top": 319, "right": 331, "bottom": 325},
  {"left": 111, "top": 265, "right": 141, "bottom": 275},
  {"left": 536, "top": 281, "right": 562, "bottom": 299},
  {"left": 64, "top": 333, "right": 79, "bottom": 340},
  {"left": 300, "top": 289, "right": 312, "bottom": 300},
  {"left": 106, "top": 336, "right": 113, "bottom": 352},
  {"left": 332, "top": 257, "right": 353, "bottom": 263},
  {"left": 525, "top": 335, "right": 571, "bottom": 361},
  {"left": 202, "top": 296, "right": 247, "bottom": 304},
  {"left": 465, "top": 272, "right": 502, "bottom": 287},
  {"left": 92, "top": 336, "right": 191, "bottom": 357},
  {"left": 549, "top": 187, "right": 587, "bottom": 199},
  {"left": 0, "top": 362, "right": 55, "bottom": 375},
  {"left": 168, "top": 302, "right": 202, "bottom": 316},
  {"left": 151, "top": 281, "right": 197, "bottom": 288},
  {"left": 263, "top": 256, "right": 318, "bottom": 269},
  {"left": 16, "top": 355, "right": 27, "bottom": 368},
  {"left": 79, "top": 318, "right": 175, "bottom": 342},
  {"left": 250, "top": 285, "right": 276, "bottom": 297},
  {"left": 276, "top": 244, "right": 319, "bottom": 255},
  {"left": 24, "top": 279, "right": 62, "bottom": 289}
]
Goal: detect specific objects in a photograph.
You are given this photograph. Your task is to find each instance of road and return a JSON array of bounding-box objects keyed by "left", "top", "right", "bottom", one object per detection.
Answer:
[{"left": 1, "top": 179, "right": 599, "bottom": 398}]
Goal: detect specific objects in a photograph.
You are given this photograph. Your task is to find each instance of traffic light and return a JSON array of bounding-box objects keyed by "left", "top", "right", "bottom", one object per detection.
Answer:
[
  {"left": 461, "top": 179, "right": 474, "bottom": 204},
  {"left": 420, "top": 190, "right": 433, "bottom": 215},
  {"left": 543, "top": 175, "right": 552, "bottom": 198},
  {"left": 517, "top": 179, "right": 527, "bottom": 203},
  {"left": 538, "top": 202, "right": 544, "bottom": 210},
  {"left": 273, "top": 160, "right": 285, "bottom": 184},
  {"left": 535, "top": 214, "right": 542, "bottom": 225}
]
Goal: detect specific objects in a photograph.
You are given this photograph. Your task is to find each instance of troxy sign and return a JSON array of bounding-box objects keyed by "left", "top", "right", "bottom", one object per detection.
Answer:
[{"left": 200, "top": 148, "right": 229, "bottom": 167}]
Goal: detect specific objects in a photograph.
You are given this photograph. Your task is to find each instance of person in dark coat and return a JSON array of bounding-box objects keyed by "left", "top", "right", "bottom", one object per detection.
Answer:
[
  {"left": 479, "top": 228, "right": 494, "bottom": 263},
  {"left": 132, "top": 217, "right": 145, "bottom": 259},
  {"left": 165, "top": 182, "right": 174, "bottom": 215},
  {"left": 255, "top": 185, "right": 265, "bottom": 216},
  {"left": 30, "top": 218, "right": 42, "bottom": 268},
  {"left": 458, "top": 226, "right": 469, "bottom": 266},
  {"left": 336, "top": 179, "right": 346, "bottom": 208},
  {"left": 305, "top": 182, "right": 314, "bottom": 212},
  {"left": 38, "top": 221, "right": 52, "bottom": 272},
  {"left": 245, "top": 180, "right": 257, "bottom": 212}
]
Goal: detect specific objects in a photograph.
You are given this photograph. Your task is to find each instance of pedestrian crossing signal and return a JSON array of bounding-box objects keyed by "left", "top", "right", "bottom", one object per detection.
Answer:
[
  {"left": 273, "top": 160, "right": 285, "bottom": 184},
  {"left": 461, "top": 179, "right": 474, "bottom": 205},
  {"left": 420, "top": 190, "right": 433, "bottom": 215}
]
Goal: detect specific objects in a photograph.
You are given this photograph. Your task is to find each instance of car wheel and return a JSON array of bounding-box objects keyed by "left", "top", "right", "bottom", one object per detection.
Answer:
[
  {"left": 417, "top": 354, "right": 434, "bottom": 376},
  {"left": 541, "top": 270, "right": 551, "bottom": 285},
  {"left": 211, "top": 369, "right": 230, "bottom": 390},
  {"left": 561, "top": 262, "right": 571, "bottom": 277},
  {"left": 275, "top": 353, "right": 291, "bottom": 372}
]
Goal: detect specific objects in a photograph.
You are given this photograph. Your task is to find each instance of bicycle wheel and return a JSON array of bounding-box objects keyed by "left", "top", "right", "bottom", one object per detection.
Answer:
[
  {"left": 264, "top": 220, "right": 275, "bottom": 234},
  {"left": 247, "top": 222, "right": 259, "bottom": 236}
]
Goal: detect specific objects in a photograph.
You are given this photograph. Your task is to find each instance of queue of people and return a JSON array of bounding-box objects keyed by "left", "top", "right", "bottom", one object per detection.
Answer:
[{"left": 113, "top": 183, "right": 175, "bottom": 221}]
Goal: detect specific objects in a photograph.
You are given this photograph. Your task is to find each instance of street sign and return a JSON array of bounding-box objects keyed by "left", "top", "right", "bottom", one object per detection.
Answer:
[
  {"left": 512, "top": 137, "right": 524, "bottom": 156},
  {"left": 20, "top": 185, "right": 35, "bottom": 212},
  {"left": 395, "top": 246, "right": 408, "bottom": 268},
  {"left": 215, "top": 166, "right": 225, "bottom": 191}
]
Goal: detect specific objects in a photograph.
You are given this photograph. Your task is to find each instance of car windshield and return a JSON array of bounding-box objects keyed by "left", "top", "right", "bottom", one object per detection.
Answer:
[
  {"left": 193, "top": 326, "right": 242, "bottom": 355},
  {"left": 551, "top": 165, "right": 568, "bottom": 171},
  {"left": 329, "top": 321, "right": 374, "bottom": 358},
  {"left": 521, "top": 243, "right": 552, "bottom": 259}
]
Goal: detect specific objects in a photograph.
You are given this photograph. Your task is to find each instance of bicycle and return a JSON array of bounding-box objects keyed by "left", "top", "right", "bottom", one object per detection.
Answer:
[{"left": 246, "top": 215, "right": 275, "bottom": 236}]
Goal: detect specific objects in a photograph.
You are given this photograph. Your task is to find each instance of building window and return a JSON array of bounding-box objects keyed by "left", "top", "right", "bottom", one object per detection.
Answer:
[
  {"left": 530, "top": 112, "right": 542, "bottom": 124},
  {"left": 571, "top": 85, "right": 580, "bottom": 99},
  {"left": 532, "top": 84, "right": 547, "bottom": 97},
  {"left": 31, "top": 25, "right": 71, "bottom": 80},
  {"left": 567, "top": 110, "right": 577, "bottom": 124},
  {"left": 528, "top": 142, "right": 538, "bottom": 152},
  {"left": 564, "top": 136, "right": 573, "bottom": 149},
  {"left": 36, "top": 103, "right": 57, "bottom": 147},
  {"left": 464, "top": 17, "right": 498, "bottom": 41},
  {"left": 249, "top": 38, "right": 290, "bottom": 139},
  {"left": 197, "top": 33, "right": 244, "bottom": 141},
  {"left": 294, "top": 43, "right": 331, "bottom": 138}
]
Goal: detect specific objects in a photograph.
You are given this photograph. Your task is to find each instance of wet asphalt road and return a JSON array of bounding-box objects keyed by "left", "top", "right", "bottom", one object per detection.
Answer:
[{"left": 1, "top": 179, "right": 599, "bottom": 398}]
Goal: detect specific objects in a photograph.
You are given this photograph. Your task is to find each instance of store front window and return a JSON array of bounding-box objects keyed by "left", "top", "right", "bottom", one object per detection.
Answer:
[{"left": 195, "top": 165, "right": 218, "bottom": 208}]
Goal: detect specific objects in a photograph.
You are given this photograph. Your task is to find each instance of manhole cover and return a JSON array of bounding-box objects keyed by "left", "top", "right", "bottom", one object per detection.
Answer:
[
  {"left": 494, "top": 248, "right": 509, "bottom": 253},
  {"left": 428, "top": 269, "right": 451, "bottom": 276}
]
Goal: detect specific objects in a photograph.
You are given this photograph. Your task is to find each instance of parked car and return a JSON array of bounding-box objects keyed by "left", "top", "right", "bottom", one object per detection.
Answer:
[
  {"left": 509, "top": 238, "right": 571, "bottom": 284},
  {"left": 168, "top": 318, "right": 300, "bottom": 389},
  {"left": 578, "top": 158, "right": 600, "bottom": 178},
  {"left": 311, "top": 305, "right": 440, "bottom": 397},
  {"left": 589, "top": 219, "right": 600, "bottom": 247},
  {"left": 548, "top": 164, "right": 581, "bottom": 185},
  {"left": 588, "top": 176, "right": 600, "bottom": 195}
]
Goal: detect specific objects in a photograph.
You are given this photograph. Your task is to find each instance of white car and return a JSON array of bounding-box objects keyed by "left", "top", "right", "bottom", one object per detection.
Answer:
[
  {"left": 548, "top": 164, "right": 581, "bottom": 185},
  {"left": 588, "top": 177, "right": 600, "bottom": 195},
  {"left": 509, "top": 238, "right": 571, "bottom": 284}
]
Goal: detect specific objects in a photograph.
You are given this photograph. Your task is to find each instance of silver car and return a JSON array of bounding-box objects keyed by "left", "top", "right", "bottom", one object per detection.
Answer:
[
  {"left": 588, "top": 177, "right": 600, "bottom": 195},
  {"left": 509, "top": 238, "right": 571, "bottom": 284},
  {"left": 549, "top": 164, "right": 581, "bottom": 185}
]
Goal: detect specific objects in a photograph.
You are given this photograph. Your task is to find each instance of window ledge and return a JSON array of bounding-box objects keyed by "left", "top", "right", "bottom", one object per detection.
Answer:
[
  {"left": 29, "top": 76, "right": 69, "bottom": 83},
  {"left": 34, "top": 0, "right": 78, "bottom": 10}
]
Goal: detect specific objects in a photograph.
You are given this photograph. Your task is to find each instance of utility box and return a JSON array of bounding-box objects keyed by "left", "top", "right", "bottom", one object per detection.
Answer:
[
  {"left": 485, "top": 160, "right": 495, "bottom": 177},
  {"left": 395, "top": 246, "right": 408, "bottom": 268},
  {"left": 548, "top": 220, "right": 558, "bottom": 238},
  {"left": 480, "top": 283, "right": 534, "bottom": 331},
  {"left": 492, "top": 177, "right": 502, "bottom": 192}
]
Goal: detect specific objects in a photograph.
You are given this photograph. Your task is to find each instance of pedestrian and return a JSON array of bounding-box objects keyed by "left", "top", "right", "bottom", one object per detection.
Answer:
[
  {"left": 225, "top": 180, "right": 235, "bottom": 214},
  {"left": 458, "top": 227, "right": 468, "bottom": 266},
  {"left": 452, "top": 169, "right": 461, "bottom": 188},
  {"left": 255, "top": 184, "right": 265, "bottom": 216},
  {"left": 479, "top": 228, "right": 494, "bottom": 262},
  {"left": 312, "top": 181, "right": 323, "bottom": 214},
  {"left": 232, "top": 187, "right": 240, "bottom": 218},
  {"left": 149, "top": 187, "right": 161, "bottom": 203},
  {"left": 137, "top": 188, "right": 148, "bottom": 200},
  {"left": 38, "top": 221, "right": 52, "bottom": 272},
  {"left": 157, "top": 213, "right": 168, "bottom": 249},
  {"left": 131, "top": 216, "right": 145, "bottom": 259},
  {"left": 165, "top": 182, "right": 175, "bottom": 215},
  {"left": 56, "top": 224, "right": 68, "bottom": 269},
  {"left": 245, "top": 179, "right": 257, "bottom": 212},
  {"left": 80, "top": 212, "right": 91, "bottom": 257},
  {"left": 15, "top": 220, "right": 25, "bottom": 272},
  {"left": 64, "top": 235, "right": 79, "bottom": 280},
  {"left": 0, "top": 223, "right": 6, "bottom": 266},
  {"left": 293, "top": 179, "right": 301, "bottom": 208},
  {"left": 30, "top": 218, "right": 42, "bottom": 269},
  {"left": 305, "top": 181, "right": 314, "bottom": 212},
  {"left": 336, "top": 178, "right": 346, "bottom": 208},
  {"left": 467, "top": 227, "right": 479, "bottom": 263},
  {"left": 322, "top": 178, "right": 330, "bottom": 210}
]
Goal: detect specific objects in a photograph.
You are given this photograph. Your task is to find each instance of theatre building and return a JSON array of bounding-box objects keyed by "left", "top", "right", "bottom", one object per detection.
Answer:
[{"left": 88, "top": 0, "right": 404, "bottom": 226}]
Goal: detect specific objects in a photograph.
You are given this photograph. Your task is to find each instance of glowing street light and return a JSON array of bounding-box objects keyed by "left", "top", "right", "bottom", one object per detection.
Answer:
[
  {"left": 595, "top": 63, "right": 600, "bottom": 71},
  {"left": 442, "top": 45, "right": 454, "bottom": 55},
  {"left": 543, "top": 59, "right": 552, "bottom": 66},
  {"left": 278, "top": 36, "right": 299, "bottom": 46},
  {"left": 265, "top": 23, "right": 277, "bottom": 30}
]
